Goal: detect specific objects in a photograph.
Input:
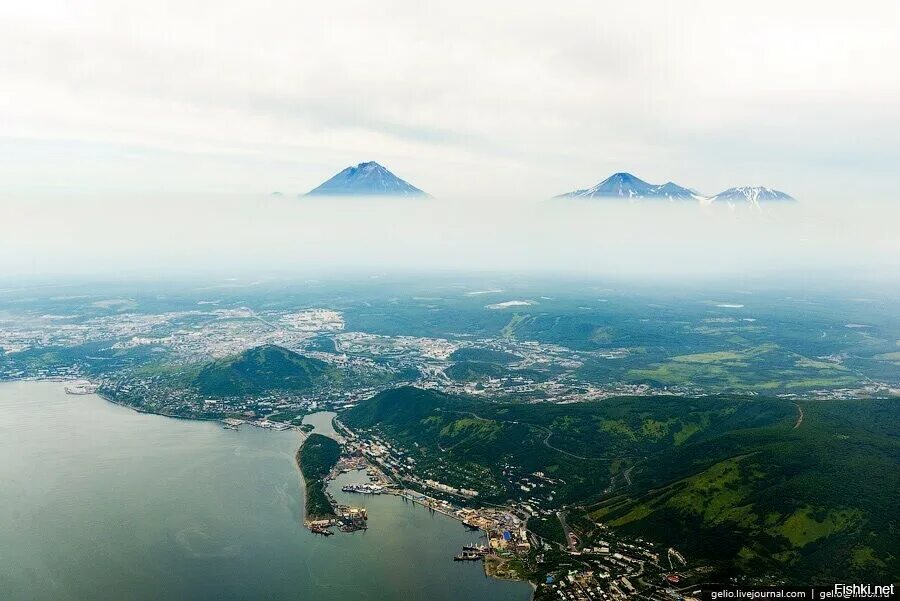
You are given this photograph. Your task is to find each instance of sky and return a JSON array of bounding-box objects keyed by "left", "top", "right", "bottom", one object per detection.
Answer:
[
  {"left": 2, "top": 0, "right": 899, "bottom": 201},
  {"left": 1, "top": 1, "right": 899, "bottom": 280}
]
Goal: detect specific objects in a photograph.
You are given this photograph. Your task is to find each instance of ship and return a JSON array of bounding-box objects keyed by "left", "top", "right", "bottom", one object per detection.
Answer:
[
  {"left": 341, "top": 483, "right": 384, "bottom": 495},
  {"left": 453, "top": 551, "right": 482, "bottom": 561},
  {"left": 309, "top": 526, "right": 334, "bottom": 536}
]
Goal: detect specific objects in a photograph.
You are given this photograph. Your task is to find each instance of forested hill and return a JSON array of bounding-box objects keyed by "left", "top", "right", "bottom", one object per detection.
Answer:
[
  {"left": 342, "top": 387, "right": 899, "bottom": 583},
  {"left": 193, "top": 345, "right": 335, "bottom": 396},
  {"left": 590, "top": 398, "right": 900, "bottom": 584}
]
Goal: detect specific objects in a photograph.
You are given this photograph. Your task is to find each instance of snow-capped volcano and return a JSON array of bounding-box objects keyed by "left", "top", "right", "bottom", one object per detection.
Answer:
[
  {"left": 554, "top": 172, "right": 699, "bottom": 201},
  {"left": 708, "top": 186, "right": 795, "bottom": 207},
  {"left": 652, "top": 181, "right": 700, "bottom": 201},
  {"left": 305, "top": 162, "right": 429, "bottom": 197}
]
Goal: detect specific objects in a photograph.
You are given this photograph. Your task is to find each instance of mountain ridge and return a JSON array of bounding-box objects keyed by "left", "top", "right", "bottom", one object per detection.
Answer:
[
  {"left": 555, "top": 172, "right": 699, "bottom": 201},
  {"left": 305, "top": 161, "right": 429, "bottom": 197},
  {"left": 555, "top": 172, "right": 794, "bottom": 204}
]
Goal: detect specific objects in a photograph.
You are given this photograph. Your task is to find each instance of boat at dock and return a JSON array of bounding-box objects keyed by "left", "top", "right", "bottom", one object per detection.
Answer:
[
  {"left": 309, "top": 526, "right": 334, "bottom": 536},
  {"left": 341, "top": 483, "right": 384, "bottom": 495},
  {"left": 453, "top": 551, "right": 482, "bottom": 561}
]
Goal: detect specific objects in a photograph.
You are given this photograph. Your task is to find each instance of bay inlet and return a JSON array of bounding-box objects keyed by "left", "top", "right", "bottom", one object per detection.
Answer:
[{"left": 0, "top": 381, "right": 532, "bottom": 601}]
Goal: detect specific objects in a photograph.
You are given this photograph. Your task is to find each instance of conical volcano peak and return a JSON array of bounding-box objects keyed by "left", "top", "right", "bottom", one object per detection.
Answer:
[{"left": 306, "top": 162, "right": 429, "bottom": 197}]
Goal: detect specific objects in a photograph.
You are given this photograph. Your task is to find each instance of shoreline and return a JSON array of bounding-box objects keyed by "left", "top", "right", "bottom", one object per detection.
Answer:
[{"left": 98, "top": 391, "right": 224, "bottom": 424}]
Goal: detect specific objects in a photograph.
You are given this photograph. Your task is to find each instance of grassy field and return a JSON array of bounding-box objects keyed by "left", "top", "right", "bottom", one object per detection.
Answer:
[{"left": 626, "top": 344, "right": 862, "bottom": 392}]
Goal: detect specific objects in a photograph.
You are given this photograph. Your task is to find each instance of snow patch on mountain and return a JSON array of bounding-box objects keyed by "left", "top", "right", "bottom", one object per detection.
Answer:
[
  {"left": 708, "top": 186, "right": 795, "bottom": 207},
  {"left": 555, "top": 173, "right": 701, "bottom": 201}
]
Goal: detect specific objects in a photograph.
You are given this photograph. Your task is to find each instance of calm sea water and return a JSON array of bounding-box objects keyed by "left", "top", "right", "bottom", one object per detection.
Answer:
[{"left": 0, "top": 381, "right": 531, "bottom": 601}]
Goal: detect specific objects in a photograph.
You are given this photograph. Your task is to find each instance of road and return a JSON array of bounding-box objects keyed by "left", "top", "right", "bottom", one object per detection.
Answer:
[
  {"left": 603, "top": 464, "right": 635, "bottom": 494},
  {"left": 557, "top": 510, "right": 579, "bottom": 552}
]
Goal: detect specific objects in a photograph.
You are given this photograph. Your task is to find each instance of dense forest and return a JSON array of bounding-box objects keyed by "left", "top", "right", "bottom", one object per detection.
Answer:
[
  {"left": 344, "top": 387, "right": 899, "bottom": 582},
  {"left": 297, "top": 433, "right": 341, "bottom": 520}
]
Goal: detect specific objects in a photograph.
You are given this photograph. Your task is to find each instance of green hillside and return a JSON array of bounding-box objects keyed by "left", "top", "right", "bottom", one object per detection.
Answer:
[
  {"left": 343, "top": 386, "right": 458, "bottom": 427},
  {"left": 343, "top": 387, "right": 899, "bottom": 583},
  {"left": 444, "top": 360, "right": 508, "bottom": 381},
  {"left": 343, "top": 388, "right": 795, "bottom": 503},
  {"left": 445, "top": 347, "right": 527, "bottom": 382},
  {"left": 193, "top": 344, "right": 335, "bottom": 396},
  {"left": 590, "top": 399, "right": 900, "bottom": 583}
]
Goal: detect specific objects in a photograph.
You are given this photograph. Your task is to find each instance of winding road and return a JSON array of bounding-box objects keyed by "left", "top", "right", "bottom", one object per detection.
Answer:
[{"left": 793, "top": 402, "right": 804, "bottom": 429}]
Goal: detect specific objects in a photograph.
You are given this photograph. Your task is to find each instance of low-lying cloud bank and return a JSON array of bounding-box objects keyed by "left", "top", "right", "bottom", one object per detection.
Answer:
[{"left": 2, "top": 194, "right": 897, "bottom": 282}]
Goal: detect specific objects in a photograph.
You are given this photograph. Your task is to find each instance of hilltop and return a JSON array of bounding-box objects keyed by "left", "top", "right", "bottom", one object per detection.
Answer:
[
  {"left": 192, "top": 344, "right": 335, "bottom": 396},
  {"left": 305, "top": 161, "right": 429, "bottom": 197}
]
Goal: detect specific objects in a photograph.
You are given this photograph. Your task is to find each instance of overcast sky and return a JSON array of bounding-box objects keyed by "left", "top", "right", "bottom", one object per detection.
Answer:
[{"left": 2, "top": 0, "right": 899, "bottom": 200}]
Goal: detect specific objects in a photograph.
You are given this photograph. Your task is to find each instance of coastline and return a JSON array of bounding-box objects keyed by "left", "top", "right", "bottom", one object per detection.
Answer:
[{"left": 98, "top": 391, "right": 223, "bottom": 423}]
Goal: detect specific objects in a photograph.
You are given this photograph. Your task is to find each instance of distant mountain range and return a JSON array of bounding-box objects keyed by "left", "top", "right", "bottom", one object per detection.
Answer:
[
  {"left": 555, "top": 172, "right": 794, "bottom": 204},
  {"left": 305, "top": 161, "right": 429, "bottom": 197},
  {"left": 299, "top": 164, "right": 794, "bottom": 204}
]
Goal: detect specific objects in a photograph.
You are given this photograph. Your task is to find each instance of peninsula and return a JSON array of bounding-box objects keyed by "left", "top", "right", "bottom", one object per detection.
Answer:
[{"left": 296, "top": 433, "right": 340, "bottom": 523}]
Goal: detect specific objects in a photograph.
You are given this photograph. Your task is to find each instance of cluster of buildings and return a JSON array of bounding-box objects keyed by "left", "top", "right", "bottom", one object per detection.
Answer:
[
  {"left": 456, "top": 507, "right": 532, "bottom": 554},
  {"left": 535, "top": 523, "right": 697, "bottom": 601},
  {"left": 336, "top": 416, "right": 701, "bottom": 600},
  {"left": 9, "top": 300, "right": 892, "bottom": 412},
  {"left": 335, "top": 331, "right": 459, "bottom": 361},
  {"left": 424, "top": 479, "right": 479, "bottom": 498},
  {"left": 784, "top": 383, "right": 900, "bottom": 400},
  {"left": 97, "top": 374, "right": 343, "bottom": 420}
]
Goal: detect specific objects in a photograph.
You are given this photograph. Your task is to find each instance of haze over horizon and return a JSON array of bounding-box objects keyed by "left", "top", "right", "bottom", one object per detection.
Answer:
[
  {"left": 2, "top": 1, "right": 899, "bottom": 201},
  {"left": 2, "top": 194, "right": 898, "bottom": 281}
]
